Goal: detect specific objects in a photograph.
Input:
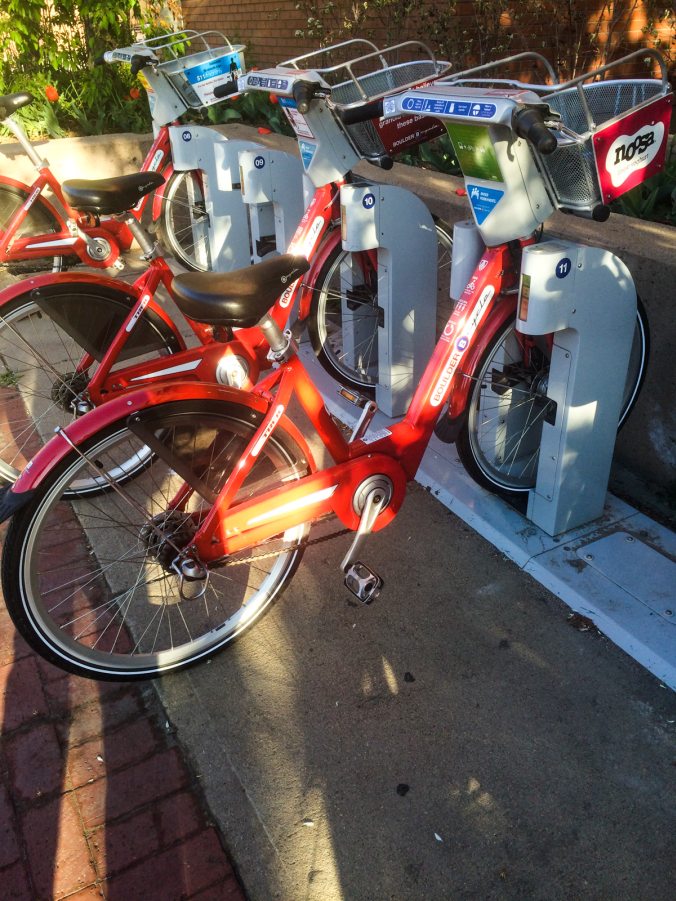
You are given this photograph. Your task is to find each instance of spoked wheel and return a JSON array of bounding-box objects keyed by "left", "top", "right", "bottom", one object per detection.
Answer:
[
  {"left": 2, "top": 400, "right": 311, "bottom": 680},
  {"left": 308, "top": 217, "right": 453, "bottom": 392},
  {"left": 455, "top": 301, "right": 650, "bottom": 498},
  {"left": 157, "top": 170, "right": 211, "bottom": 271},
  {"left": 0, "top": 286, "right": 178, "bottom": 488},
  {"left": 0, "top": 182, "right": 68, "bottom": 275}
]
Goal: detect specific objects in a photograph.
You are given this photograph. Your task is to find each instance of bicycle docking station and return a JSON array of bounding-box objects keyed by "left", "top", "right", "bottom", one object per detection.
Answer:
[
  {"left": 340, "top": 183, "right": 437, "bottom": 418},
  {"left": 238, "top": 149, "right": 305, "bottom": 262},
  {"left": 168, "top": 125, "right": 260, "bottom": 271},
  {"left": 517, "top": 240, "right": 636, "bottom": 536}
]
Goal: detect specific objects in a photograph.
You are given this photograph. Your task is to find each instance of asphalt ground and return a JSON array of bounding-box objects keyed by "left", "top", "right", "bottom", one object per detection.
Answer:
[{"left": 155, "top": 481, "right": 676, "bottom": 901}]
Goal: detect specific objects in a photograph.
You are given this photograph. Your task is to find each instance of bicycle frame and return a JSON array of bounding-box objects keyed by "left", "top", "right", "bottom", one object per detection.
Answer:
[
  {"left": 0, "top": 179, "right": 351, "bottom": 407},
  {"left": 0, "top": 119, "right": 176, "bottom": 269},
  {"left": 162, "top": 243, "right": 517, "bottom": 560}
]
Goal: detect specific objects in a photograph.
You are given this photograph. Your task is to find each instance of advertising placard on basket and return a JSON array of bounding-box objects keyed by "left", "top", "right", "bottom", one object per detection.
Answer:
[
  {"left": 376, "top": 113, "right": 444, "bottom": 154},
  {"left": 184, "top": 49, "right": 245, "bottom": 105},
  {"left": 592, "top": 94, "right": 672, "bottom": 202}
]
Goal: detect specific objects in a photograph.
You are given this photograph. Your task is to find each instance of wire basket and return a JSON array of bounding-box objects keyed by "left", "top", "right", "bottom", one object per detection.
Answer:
[
  {"left": 281, "top": 41, "right": 447, "bottom": 160},
  {"left": 136, "top": 31, "right": 245, "bottom": 109},
  {"left": 540, "top": 78, "right": 669, "bottom": 210},
  {"left": 332, "top": 60, "right": 445, "bottom": 158}
]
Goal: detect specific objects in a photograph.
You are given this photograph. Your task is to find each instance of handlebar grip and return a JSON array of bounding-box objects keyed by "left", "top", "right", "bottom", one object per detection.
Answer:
[
  {"left": 292, "top": 81, "right": 320, "bottom": 114},
  {"left": 93, "top": 53, "right": 106, "bottom": 67},
  {"left": 130, "top": 55, "right": 149, "bottom": 77},
  {"left": 368, "top": 155, "right": 394, "bottom": 171},
  {"left": 213, "top": 80, "right": 240, "bottom": 99},
  {"left": 514, "top": 107, "right": 557, "bottom": 155},
  {"left": 338, "top": 98, "right": 385, "bottom": 126}
]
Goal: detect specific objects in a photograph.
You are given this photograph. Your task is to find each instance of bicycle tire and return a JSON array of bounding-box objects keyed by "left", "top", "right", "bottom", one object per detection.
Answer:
[
  {"left": 455, "top": 300, "right": 650, "bottom": 498},
  {"left": 307, "top": 217, "right": 453, "bottom": 392},
  {"left": 156, "top": 170, "right": 211, "bottom": 271},
  {"left": 0, "top": 282, "right": 181, "bottom": 487},
  {"left": 2, "top": 399, "right": 310, "bottom": 680},
  {"left": 0, "top": 181, "right": 69, "bottom": 274}
]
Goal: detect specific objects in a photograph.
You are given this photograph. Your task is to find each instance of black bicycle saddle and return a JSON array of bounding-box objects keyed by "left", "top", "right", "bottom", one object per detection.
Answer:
[
  {"left": 172, "top": 254, "right": 311, "bottom": 328},
  {"left": 61, "top": 172, "right": 165, "bottom": 215}
]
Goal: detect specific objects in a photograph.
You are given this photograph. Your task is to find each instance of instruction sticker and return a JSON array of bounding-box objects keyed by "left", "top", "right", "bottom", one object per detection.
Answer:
[
  {"left": 402, "top": 97, "right": 497, "bottom": 120},
  {"left": 280, "top": 98, "right": 314, "bottom": 138},
  {"left": 466, "top": 184, "right": 504, "bottom": 225},
  {"left": 299, "top": 140, "right": 317, "bottom": 170}
]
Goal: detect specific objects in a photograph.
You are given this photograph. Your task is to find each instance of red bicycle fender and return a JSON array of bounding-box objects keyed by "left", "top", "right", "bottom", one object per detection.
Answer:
[
  {"left": 11, "top": 381, "right": 316, "bottom": 495},
  {"left": 0, "top": 270, "right": 134, "bottom": 303},
  {"left": 0, "top": 270, "right": 185, "bottom": 349},
  {"left": 0, "top": 175, "right": 66, "bottom": 228},
  {"left": 297, "top": 226, "right": 342, "bottom": 320},
  {"left": 446, "top": 297, "right": 518, "bottom": 421}
]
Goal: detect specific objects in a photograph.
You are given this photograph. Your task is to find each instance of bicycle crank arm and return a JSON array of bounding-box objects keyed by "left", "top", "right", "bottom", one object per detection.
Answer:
[{"left": 340, "top": 484, "right": 389, "bottom": 603}]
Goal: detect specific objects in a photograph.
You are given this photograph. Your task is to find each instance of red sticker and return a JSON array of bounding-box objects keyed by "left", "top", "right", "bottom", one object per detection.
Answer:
[{"left": 593, "top": 94, "right": 672, "bottom": 202}]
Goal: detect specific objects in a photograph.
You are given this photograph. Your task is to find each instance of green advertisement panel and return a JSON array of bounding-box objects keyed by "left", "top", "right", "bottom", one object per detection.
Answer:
[{"left": 445, "top": 123, "right": 504, "bottom": 182}]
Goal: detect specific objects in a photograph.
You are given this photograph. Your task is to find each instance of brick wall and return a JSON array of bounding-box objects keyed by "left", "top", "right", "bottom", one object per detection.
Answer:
[{"left": 180, "top": 0, "right": 674, "bottom": 78}]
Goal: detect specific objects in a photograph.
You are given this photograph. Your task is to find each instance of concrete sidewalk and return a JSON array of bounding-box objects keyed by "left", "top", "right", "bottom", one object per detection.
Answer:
[{"left": 155, "top": 482, "right": 676, "bottom": 901}]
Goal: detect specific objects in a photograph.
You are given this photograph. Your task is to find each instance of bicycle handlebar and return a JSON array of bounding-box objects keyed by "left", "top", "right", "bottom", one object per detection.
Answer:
[
  {"left": 513, "top": 106, "right": 557, "bottom": 155},
  {"left": 213, "top": 80, "right": 240, "bottom": 99},
  {"left": 292, "top": 80, "right": 322, "bottom": 114},
  {"left": 96, "top": 49, "right": 158, "bottom": 73},
  {"left": 336, "top": 98, "right": 385, "bottom": 126}
]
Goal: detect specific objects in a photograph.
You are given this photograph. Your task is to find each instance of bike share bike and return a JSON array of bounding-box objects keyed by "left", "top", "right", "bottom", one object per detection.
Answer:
[
  {"left": 0, "top": 39, "right": 452, "bottom": 485},
  {"left": 0, "top": 29, "right": 243, "bottom": 274},
  {"left": 0, "top": 46, "right": 669, "bottom": 679}
]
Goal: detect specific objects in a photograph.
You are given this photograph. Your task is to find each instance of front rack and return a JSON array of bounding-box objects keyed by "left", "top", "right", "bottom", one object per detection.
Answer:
[
  {"left": 285, "top": 40, "right": 449, "bottom": 159},
  {"left": 133, "top": 30, "right": 246, "bottom": 109},
  {"left": 539, "top": 49, "right": 672, "bottom": 210}
]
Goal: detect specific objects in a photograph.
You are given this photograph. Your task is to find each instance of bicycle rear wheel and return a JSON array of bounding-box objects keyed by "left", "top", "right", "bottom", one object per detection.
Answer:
[
  {"left": 455, "top": 301, "right": 650, "bottom": 498},
  {"left": 0, "top": 283, "right": 180, "bottom": 487},
  {"left": 0, "top": 182, "right": 67, "bottom": 275},
  {"left": 157, "top": 170, "right": 211, "bottom": 271},
  {"left": 2, "top": 399, "right": 311, "bottom": 680},
  {"left": 308, "top": 217, "right": 453, "bottom": 392}
]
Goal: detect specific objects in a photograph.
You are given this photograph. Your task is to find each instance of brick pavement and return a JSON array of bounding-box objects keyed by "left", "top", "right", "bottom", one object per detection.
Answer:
[{"left": 0, "top": 524, "right": 246, "bottom": 900}]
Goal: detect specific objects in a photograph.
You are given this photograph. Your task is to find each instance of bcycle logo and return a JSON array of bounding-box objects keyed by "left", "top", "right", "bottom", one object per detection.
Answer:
[
  {"left": 279, "top": 282, "right": 296, "bottom": 308},
  {"left": 604, "top": 122, "right": 664, "bottom": 189}
]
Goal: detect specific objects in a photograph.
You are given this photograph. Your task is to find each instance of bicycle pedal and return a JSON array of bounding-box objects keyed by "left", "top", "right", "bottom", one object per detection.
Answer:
[{"left": 344, "top": 562, "right": 383, "bottom": 604}]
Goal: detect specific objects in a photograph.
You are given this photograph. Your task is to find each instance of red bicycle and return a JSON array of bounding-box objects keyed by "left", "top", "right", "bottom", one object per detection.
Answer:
[
  {"left": 0, "top": 49, "right": 668, "bottom": 679},
  {"left": 0, "top": 41, "right": 452, "bottom": 486},
  {"left": 0, "top": 34, "right": 230, "bottom": 275}
]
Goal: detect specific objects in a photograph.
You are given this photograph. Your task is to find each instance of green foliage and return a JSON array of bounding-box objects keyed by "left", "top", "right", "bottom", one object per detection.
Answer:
[
  {"left": 395, "top": 132, "right": 460, "bottom": 175},
  {"left": 207, "top": 92, "right": 294, "bottom": 137},
  {"left": 0, "top": 0, "right": 154, "bottom": 138},
  {"left": 613, "top": 157, "right": 676, "bottom": 225}
]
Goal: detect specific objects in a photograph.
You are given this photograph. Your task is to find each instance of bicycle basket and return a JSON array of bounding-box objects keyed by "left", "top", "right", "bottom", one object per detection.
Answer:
[
  {"left": 331, "top": 59, "right": 443, "bottom": 159},
  {"left": 150, "top": 31, "right": 246, "bottom": 109},
  {"left": 332, "top": 59, "right": 446, "bottom": 157},
  {"left": 540, "top": 79, "right": 672, "bottom": 209}
]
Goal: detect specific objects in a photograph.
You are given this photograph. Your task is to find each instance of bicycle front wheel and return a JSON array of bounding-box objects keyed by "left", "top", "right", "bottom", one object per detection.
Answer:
[
  {"left": 157, "top": 170, "right": 211, "bottom": 271},
  {"left": 0, "top": 182, "right": 68, "bottom": 275},
  {"left": 308, "top": 217, "right": 453, "bottom": 392},
  {"left": 2, "top": 399, "right": 311, "bottom": 680},
  {"left": 0, "top": 283, "right": 179, "bottom": 486},
  {"left": 455, "top": 301, "right": 650, "bottom": 497}
]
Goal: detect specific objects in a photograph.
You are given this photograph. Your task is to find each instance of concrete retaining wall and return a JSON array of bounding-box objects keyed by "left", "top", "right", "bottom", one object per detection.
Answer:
[{"left": 2, "top": 126, "right": 674, "bottom": 521}]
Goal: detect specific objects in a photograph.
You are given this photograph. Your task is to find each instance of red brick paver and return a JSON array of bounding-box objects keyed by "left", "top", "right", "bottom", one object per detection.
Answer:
[{"left": 0, "top": 624, "right": 246, "bottom": 899}]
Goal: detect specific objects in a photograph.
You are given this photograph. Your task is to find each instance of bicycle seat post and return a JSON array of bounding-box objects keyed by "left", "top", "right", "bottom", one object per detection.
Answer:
[
  {"left": 122, "top": 214, "right": 162, "bottom": 260},
  {"left": 259, "top": 313, "right": 296, "bottom": 363}
]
